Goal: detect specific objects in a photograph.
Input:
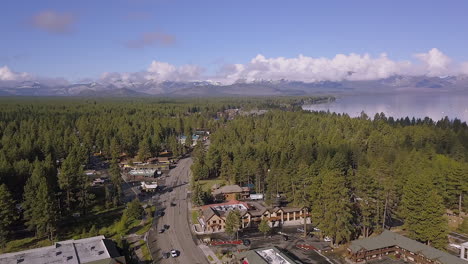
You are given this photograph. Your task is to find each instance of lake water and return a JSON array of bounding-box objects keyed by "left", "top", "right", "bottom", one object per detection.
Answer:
[{"left": 303, "top": 92, "right": 468, "bottom": 122}]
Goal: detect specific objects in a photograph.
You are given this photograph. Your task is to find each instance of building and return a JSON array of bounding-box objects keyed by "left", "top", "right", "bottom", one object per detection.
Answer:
[
  {"left": 197, "top": 200, "right": 310, "bottom": 233},
  {"left": 0, "top": 235, "right": 125, "bottom": 264},
  {"left": 237, "top": 246, "right": 300, "bottom": 264},
  {"left": 141, "top": 181, "right": 158, "bottom": 192},
  {"left": 347, "top": 230, "right": 467, "bottom": 264},
  {"left": 179, "top": 134, "right": 200, "bottom": 146},
  {"left": 462, "top": 241, "right": 468, "bottom": 261},
  {"left": 212, "top": 185, "right": 250, "bottom": 201}
]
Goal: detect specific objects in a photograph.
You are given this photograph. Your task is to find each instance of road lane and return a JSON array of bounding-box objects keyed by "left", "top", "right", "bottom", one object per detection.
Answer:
[{"left": 148, "top": 157, "right": 208, "bottom": 264}]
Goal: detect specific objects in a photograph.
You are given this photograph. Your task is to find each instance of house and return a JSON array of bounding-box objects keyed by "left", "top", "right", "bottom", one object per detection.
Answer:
[
  {"left": 237, "top": 246, "right": 300, "bottom": 264},
  {"left": 157, "top": 157, "right": 171, "bottom": 164},
  {"left": 197, "top": 200, "right": 310, "bottom": 234},
  {"left": 461, "top": 241, "right": 468, "bottom": 260},
  {"left": 347, "top": 230, "right": 467, "bottom": 264},
  {"left": 141, "top": 181, "right": 158, "bottom": 192},
  {"left": 0, "top": 235, "right": 125, "bottom": 264},
  {"left": 179, "top": 134, "right": 200, "bottom": 146},
  {"left": 212, "top": 185, "right": 250, "bottom": 201}
]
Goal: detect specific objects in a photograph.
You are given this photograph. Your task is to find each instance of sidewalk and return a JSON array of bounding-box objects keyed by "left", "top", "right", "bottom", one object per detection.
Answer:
[{"left": 199, "top": 244, "right": 222, "bottom": 264}]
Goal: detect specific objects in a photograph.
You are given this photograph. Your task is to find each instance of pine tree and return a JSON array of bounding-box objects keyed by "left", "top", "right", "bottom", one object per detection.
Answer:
[
  {"left": 0, "top": 184, "right": 17, "bottom": 248},
  {"left": 58, "top": 152, "right": 80, "bottom": 212},
  {"left": 137, "top": 138, "right": 151, "bottom": 162},
  {"left": 23, "top": 162, "right": 58, "bottom": 240},
  {"left": 225, "top": 210, "right": 241, "bottom": 239},
  {"left": 312, "top": 169, "right": 354, "bottom": 245},
  {"left": 191, "top": 181, "right": 206, "bottom": 206},
  {"left": 258, "top": 218, "right": 271, "bottom": 238},
  {"left": 401, "top": 172, "right": 448, "bottom": 249},
  {"left": 126, "top": 199, "right": 143, "bottom": 220}
]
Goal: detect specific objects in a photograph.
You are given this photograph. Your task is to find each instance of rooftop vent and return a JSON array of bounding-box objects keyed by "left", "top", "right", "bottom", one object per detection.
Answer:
[
  {"left": 67, "top": 256, "right": 73, "bottom": 260},
  {"left": 98, "top": 250, "right": 105, "bottom": 255},
  {"left": 91, "top": 246, "right": 95, "bottom": 250},
  {"left": 56, "top": 251, "right": 62, "bottom": 256}
]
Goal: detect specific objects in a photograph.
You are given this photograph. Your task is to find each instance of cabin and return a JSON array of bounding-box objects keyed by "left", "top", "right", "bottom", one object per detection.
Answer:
[{"left": 212, "top": 184, "right": 250, "bottom": 201}]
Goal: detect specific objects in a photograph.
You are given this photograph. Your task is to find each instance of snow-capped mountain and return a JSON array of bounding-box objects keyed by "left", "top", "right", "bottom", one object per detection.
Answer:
[{"left": 0, "top": 75, "right": 467, "bottom": 97}]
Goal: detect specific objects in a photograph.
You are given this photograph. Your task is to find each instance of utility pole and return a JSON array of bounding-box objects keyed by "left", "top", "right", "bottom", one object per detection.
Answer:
[{"left": 303, "top": 207, "right": 308, "bottom": 237}]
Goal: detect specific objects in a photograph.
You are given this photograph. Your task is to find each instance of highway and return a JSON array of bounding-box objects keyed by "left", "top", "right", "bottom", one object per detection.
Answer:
[{"left": 148, "top": 157, "right": 209, "bottom": 264}]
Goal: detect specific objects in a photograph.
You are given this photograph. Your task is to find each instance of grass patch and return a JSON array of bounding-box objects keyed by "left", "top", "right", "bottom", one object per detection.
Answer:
[
  {"left": 140, "top": 241, "right": 152, "bottom": 261},
  {"left": 191, "top": 210, "right": 200, "bottom": 224},
  {"left": 135, "top": 205, "right": 156, "bottom": 235},
  {"left": 198, "top": 178, "right": 225, "bottom": 193},
  {"left": 0, "top": 237, "right": 52, "bottom": 254}
]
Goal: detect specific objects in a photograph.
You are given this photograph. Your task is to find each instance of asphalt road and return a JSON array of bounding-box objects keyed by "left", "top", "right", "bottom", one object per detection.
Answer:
[{"left": 148, "top": 157, "right": 209, "bottom": 264}]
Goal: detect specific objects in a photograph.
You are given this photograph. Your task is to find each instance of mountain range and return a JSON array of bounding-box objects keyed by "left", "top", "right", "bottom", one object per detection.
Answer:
[{"left": 0, "top": 75, "right": 467, "bottom": 97}]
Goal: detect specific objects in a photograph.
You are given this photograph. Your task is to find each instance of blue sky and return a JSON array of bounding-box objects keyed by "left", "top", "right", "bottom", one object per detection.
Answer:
[{"left": 1, "top": 0, "right": 468, "bottom": 81}]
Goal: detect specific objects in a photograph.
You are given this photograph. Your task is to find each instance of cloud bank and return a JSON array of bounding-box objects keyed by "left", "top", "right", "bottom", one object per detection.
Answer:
[
  {"left": 0, "top": 66, "right": 31, "bottom": 81},
  {"left": 3, "top": 48, "right": 468, "bottom": 86},
  {"left": 29, "top": 10, "right": 77, "bottom": 34},
  {"left": 101, "top": 48, "right": 467, "bottom": 84}
]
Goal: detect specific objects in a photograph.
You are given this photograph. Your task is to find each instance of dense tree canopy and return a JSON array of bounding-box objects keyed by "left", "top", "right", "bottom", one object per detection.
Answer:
[{"left": 194, "top": 109, "right": 468, "bottom": 246}]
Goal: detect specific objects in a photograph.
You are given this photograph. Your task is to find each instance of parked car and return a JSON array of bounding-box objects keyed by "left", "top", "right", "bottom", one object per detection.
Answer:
[
  {"left": 170, "top": 249, "right": 179, "bottom": 258},
  {"left": 170, "top": 201, "right": 176, "bottom": 206},
  {"left": 164, "top": 224, "right": 170, "bottom": 229},
  {"left": 297, "top": 228, "right": 304, "bottom": 233},
  {"left": 162, "top": 252, "right": 170, "bottom": 259},
  {"left": 324, "top": 236, "right": 332, "bottom": 242},
  {"left": 158, "top": 228, "right": 165, "bottom": 233}
]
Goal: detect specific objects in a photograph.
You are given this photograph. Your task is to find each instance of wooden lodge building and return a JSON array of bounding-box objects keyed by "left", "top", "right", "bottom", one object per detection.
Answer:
[
  {"left": 212, "top": 184, "right": 250, "bottom": 201},
  {"left": 198, "top": 200, "right": 310, "bottom": 233},
  {"left": 347, "top": 230, "right": 467, "bottom": 264}
]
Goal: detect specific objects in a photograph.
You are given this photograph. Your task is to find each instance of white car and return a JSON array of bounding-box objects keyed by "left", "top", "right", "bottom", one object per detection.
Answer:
[
  {"left": 170, "top": 249, "right": 179, "bottom": 258},
  {"left": 324, "top": 236, "right": 332, "bottom": 242}
]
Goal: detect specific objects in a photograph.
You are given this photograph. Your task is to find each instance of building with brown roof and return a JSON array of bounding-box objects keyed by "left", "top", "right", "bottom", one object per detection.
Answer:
[
  {"left": 347, "top": 230, "right": 467, "bottom": 264},
  {"left": 212, "top": 185, "right": 250, "bottom": 201},
  {"left": 197, "top": 200, "right": 309, "bottom": 234}
]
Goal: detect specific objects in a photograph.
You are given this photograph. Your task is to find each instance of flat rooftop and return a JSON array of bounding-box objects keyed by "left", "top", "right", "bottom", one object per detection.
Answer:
[
  {"left": 0, "top": 235, "right": 122, "bottom": 264},
  {"left": 240, "top": 246, "right": 300, "bottom": 264}
]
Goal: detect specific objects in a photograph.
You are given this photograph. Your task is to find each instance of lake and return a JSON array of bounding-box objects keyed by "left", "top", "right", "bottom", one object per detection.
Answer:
[{"left": 303, "top": 92, "right": 468, "bottom": 122}]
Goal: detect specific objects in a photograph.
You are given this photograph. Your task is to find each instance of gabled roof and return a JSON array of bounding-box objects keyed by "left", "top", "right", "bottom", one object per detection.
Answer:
[
  {"left": 348, "top": 230, "right": 467, "bottom": 264},
  {"left": 213, "top": 185, "right": 244, "bottom": 195}
]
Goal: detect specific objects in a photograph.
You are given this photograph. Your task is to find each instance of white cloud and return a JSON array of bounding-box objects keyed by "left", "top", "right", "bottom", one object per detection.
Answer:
[
  {"left": 214, "top": 48, "right": 464, "bottom": 84},
  {"left": 414, "top": 48, "right": 452, "bottom": 76},
  {"left": 145, "top": 61, "right": 202, "bottom": 82},
  {"left": 0, "top": 66, "right": 30, "bottom": 81}
]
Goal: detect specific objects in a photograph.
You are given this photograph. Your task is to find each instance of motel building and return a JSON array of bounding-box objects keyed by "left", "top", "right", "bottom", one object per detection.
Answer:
[{"left": 347, "top": 230, "right": 468, "bottom": 264}]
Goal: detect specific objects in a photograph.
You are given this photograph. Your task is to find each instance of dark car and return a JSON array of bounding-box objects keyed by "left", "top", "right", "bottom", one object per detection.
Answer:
[
  {"left": 162, "top": 252, "right": 170, "bottom": 259},
  {"left": 164, "top": 224, "right": 170, "bottom": 229},
  {"left": 156, "top": 211, "right": 165, "bottom": 217}
]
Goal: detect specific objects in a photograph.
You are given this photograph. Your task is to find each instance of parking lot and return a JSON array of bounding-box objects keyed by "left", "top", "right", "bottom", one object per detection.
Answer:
[{"left": 201, "top": 226, "right": 342, "bottom": 264}]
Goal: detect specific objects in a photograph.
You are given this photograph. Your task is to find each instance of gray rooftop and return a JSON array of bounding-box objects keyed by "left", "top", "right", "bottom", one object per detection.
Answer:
[
  {"left": 212, "top": 184, "right": 244, "bottom": 195},
  {"left": 239, "top": 246, "right": 301, "bottom": 264},
  {"left": 0, "top": 235, "right": 123, "bottom": 264},
  {"left": 349, "top": 230, "right": 467, "bottom": 264}
]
